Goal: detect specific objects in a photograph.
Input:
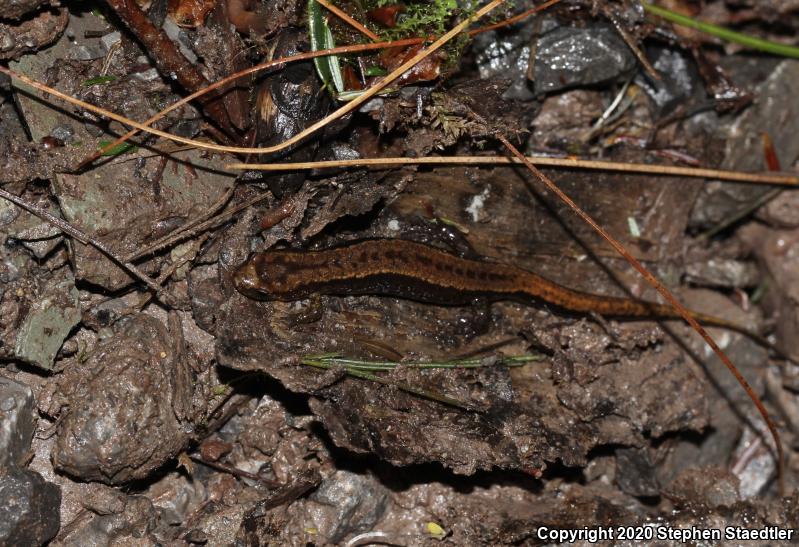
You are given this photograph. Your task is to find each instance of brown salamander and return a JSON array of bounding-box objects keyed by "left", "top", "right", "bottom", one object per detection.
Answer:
[{"left": 233, "top": 238, "right": 775, "bottom": 348}]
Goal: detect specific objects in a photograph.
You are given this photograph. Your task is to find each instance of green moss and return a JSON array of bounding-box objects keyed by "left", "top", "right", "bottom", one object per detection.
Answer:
[{"left": 370, "top": 0, "right": 461, "bottom": 38}]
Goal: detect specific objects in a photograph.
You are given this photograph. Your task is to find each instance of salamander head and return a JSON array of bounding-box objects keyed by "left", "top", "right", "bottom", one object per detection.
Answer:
[
  {"left": 233, "top": 254, "right": 297, "bottom": 300},
  {"left": 232, "top": 259, "right": 272, "bottom": 300}
]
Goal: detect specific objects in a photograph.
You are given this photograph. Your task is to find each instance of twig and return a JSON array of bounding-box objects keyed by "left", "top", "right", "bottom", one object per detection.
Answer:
[
  {"left": 125, "top": 184, "right": 235, "bottom": 262},
  {"left": 0, "top": 0, "right": 508, "bottom": 156},
  {"left": 496, "top": 133, "right": 784, "bottom": 496},
  {"left": 189, "top": 455, "right": 280, "bottom": 487},
  {"left": 316, "top": 0, "right": 380, "bottom": 41},
  {"left": 0, "top": 187, "right": 162, "bottom": 293},
  {"left": 602, "top": 4, "right": 660, "bottom": 81},
  {"left": 225, "top": 156, "right": 799, "bottom": 186},
  {"left": 104, "top": 0, "right": 237, "bottom": 137},
  {"left": 468, "top": 0, "right": 563, "bottom": 36}
]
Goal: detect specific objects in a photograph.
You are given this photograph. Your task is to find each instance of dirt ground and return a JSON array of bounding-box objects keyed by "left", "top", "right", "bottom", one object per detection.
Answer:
[{"left": 1, "top": 0, "right": 799, "bottom": 545}]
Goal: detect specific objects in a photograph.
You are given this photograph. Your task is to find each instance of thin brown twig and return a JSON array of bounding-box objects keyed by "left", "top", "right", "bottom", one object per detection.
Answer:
[
  {"left": 316, "top": 0, "right": 380, "bottom": 41},
  {"left": 0, "top": 187, "right": 162, "bottom": 293},
  {"left": 189, "top": 455, "right": 280, "bottom": 487},
  {"left": 601, "top": 4, "right": 660, "bottom": 81},
  {"left": 125, "top": 184, "right": 235, "bottom": 262},
  {"left": 133, "top": 233, "right": 210, "bottom": 311},
  {"left": 226, "top": 156, "right": 799, "bottom": 185},
  {"left": 73, "top": 40, "right": 428, "bottom": 169},
  {"left": 126, "top": 191, "right": 274, "bottom": 265},
  {"left": 468, "top": 0, "right": 563, "bottom": 36},
  {"left": 105, "top": 0, "right": 237, "bottom": 137},
  {"left": 496, "top": 133, "right": 784, "bottom": 497},
  {"left": 68, "top": 0, "right": 563, "bottom": 168},
  {"left": 0, "top": 0, "right": 506, "bottom": 157}
]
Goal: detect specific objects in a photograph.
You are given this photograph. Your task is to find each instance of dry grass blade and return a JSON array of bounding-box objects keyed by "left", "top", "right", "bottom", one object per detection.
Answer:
[
  {"left": 227, "top": 156, "right": 799, "bottom": 185},
  {"left": 468, "top": 0, "right": 562, "bottom": 36},
  {"left": 0, "top": 0, "right": 508, "bottom": 156},
  {"left": 73, "top": 38, "right": 429, "bottom": 169},
  {"left": 315, "top": 0, "right": 380, "bottom": 41},
  {"left": 68, "top": 0, "right": 563, "bottom": 168},
  {"left": 496, "top": 133, "right": 785, "bottom": 496}
]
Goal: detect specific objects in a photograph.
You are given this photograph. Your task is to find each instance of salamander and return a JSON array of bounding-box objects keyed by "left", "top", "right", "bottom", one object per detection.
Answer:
[{"left": 232, "top": 238, "right": 772, "bottom": 340}]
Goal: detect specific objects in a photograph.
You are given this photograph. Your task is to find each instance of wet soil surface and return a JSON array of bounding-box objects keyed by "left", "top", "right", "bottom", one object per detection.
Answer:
[{"left": 1, "top": 0, "right": 799, "bottom": 545}]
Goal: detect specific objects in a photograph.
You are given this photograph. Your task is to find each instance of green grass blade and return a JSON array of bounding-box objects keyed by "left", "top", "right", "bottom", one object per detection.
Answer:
[
  {"left": 308, "top": 0, "right": 345, "bottom": 94},
  {"left": 643, "top": 3, "right": 799, "bottom": 59}
]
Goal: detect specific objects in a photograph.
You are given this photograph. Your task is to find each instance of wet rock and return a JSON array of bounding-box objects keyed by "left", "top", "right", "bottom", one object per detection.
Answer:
[
  {"left": 51, "top": 314, "right": 193, "bottom": 484},
  {"left": 0, "top": 376, "right": 35, "bottom": 469},
  {"left": 13, "top": 268, "right": 80, "bottom": 370},
  {"left": 53, "top": 147, "right": 234, "bottom": 290},
  {"left": 636, "top": 46, "right": 704, "bottom": 117},
  {"left": 0, "top": 467, "right": 61, "bottom": 546},
  {"left": 0, "top": 188, "right": 64, "bottom": 259},
  {"left": 472, "top": 19, "right": 542, "bottom": 101},
  {"left": 308, "top": 471, "right": 390, "bottom": 543},
  {"left": 1, "top": 197, "right": 77, "bottom": 364},
  {"left": 530, "top": 24, "right": 637, "bottom": 95}
]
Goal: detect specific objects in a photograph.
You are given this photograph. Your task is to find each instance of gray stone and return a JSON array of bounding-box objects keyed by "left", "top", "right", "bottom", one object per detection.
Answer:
[
  {"left": 531, "top": 24, "right": 636, "bottom": 95},
  {"left": 0, "top": 467, "right": 61, "bottom": 546},
  {"left": 311, "top": 471, "right": 389, "bottom": 543},
  {"left": 0, "top": 376, "right": 35, "bottom": 469},
  {"left": 14, "top": 272, "right": 81, "bottom": 370},
  {"left": 100, "top": 31, "right": 120, "bottom": 53}
]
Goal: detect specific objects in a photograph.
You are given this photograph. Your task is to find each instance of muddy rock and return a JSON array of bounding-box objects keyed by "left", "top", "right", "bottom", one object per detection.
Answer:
[
  {"left": 0, "top": 467, "right": 60, "bottom": 546},
  {"left": 53, "top": 147, "right": 234, "bottom": 290},
  {"left": 0, "top": 208, "right": 80, "bottom": 368},
  {"left": 13, "top": 266, "right": 80, "bottom": 371},
  {"left": 0, "top": 8, "right": 67, "bottom": 61},
  {"left": 58, "top": 494, "right": 159, "bottom": 546},
  {"left": 0, "top": 375, "right": 35, "bottom": 469},
  {"left": 666, "top": 467, "right": 742, "bottom": 508},
  {"left": 306, "top": 470, "right": 390, "bottom": 543},
  {"left": 51, "top": 314, "right": 193, "bottom": 484}
]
